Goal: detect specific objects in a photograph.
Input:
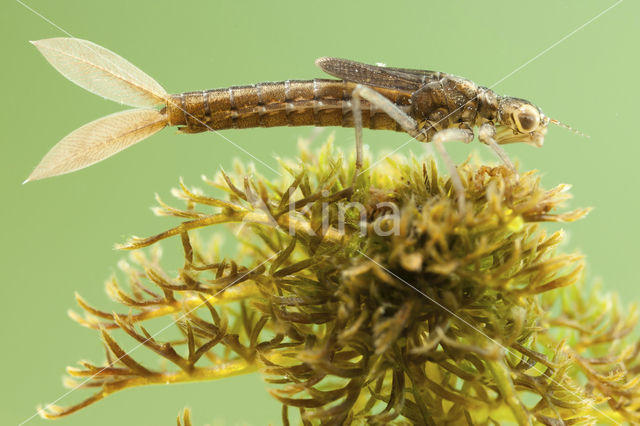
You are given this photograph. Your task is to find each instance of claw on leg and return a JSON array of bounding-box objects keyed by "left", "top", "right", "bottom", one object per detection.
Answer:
[{"left": 478, "top": 123, "right": 519, "bottom": 180}]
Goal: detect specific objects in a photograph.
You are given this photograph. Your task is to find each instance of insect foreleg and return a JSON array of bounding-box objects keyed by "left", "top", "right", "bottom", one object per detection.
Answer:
[{"left": 478, "top": 123, "right": 519, "bottom": 179}]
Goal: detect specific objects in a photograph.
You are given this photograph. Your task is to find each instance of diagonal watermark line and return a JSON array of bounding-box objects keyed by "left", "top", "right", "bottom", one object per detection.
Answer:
[
  {"left": 490, "top": 0, "right": 624, "bottom": 89},
  {"left": 18, "top": 250, "right": 281, "bottom": 426},
  {"left": 14, "top": 1, "right": 285, "bottom": 422},
  {"left": 359, "top": 0, "right": 623, "bottom": 176},
  {"left": 14, "top": 0, "right": 625, "bottom": 424},
  {"left": 15, "top": 0, "right": 283, "bottom": 177},
  {"left": 358, "top": 250, "right": 622, "bottom": 425}
]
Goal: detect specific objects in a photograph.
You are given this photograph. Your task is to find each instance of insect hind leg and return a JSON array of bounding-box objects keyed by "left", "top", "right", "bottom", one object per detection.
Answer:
[
  {"left": 351, "top": 84, "right": 471, "bottom": 212},
  {"left": 350, "top": 84, "right": 419, "bottom": 184}
]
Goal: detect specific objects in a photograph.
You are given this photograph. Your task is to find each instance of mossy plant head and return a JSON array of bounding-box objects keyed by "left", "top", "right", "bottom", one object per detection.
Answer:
[{"left": 40, "top": 138, "right": 640, "bottom": 425}]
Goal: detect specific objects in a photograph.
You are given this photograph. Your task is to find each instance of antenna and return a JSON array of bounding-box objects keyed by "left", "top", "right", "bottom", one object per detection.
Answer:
[{"left": 549, "top": 118, "right": 590, "bottom": 139}]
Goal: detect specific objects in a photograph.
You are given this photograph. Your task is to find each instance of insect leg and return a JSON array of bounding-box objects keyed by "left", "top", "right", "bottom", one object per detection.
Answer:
[
  {"left": 350, "top": 86, "right": 364, "bottom": 180},
  {"left": 350, "top": 84, "right": 418, "bottom": 182},
  {"left": 431, "top": 128, "right": 474, "bottom": 212},
  {"left": 478, "top": 123, "right": 519, "bottom": 179},
  {"left": 351, "top": 84, "right": 471, "bottom": 211}
]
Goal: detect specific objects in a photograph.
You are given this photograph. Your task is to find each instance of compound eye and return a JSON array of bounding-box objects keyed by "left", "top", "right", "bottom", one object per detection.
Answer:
[{"left": 514, "top": 105, "right": 540, "bottom": 133}]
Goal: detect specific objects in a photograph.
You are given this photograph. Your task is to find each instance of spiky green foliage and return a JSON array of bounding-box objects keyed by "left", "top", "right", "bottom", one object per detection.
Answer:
[{"left": 41, "top": 139, "right": 640, "bottom": 425}]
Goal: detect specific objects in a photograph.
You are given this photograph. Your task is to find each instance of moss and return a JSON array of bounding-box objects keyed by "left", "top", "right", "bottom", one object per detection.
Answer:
[{"left": 41, "top": 138, "right": 640, "bottom": 425}]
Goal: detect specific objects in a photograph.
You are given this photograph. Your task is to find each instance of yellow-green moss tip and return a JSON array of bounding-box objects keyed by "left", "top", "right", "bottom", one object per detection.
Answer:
[{"left": 47, "top": 139, "right": 640, "bottom": 425}]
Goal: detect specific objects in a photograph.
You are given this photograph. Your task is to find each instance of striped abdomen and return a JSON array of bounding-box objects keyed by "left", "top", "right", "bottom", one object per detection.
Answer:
[{"left": 166, "top": 79, "right": 412, "bottom": 133}]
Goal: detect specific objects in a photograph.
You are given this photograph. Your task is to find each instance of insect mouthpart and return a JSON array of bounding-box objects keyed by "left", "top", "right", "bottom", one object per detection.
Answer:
[{"left": 494, "top": 122, "right": 547, "bottom": 147}]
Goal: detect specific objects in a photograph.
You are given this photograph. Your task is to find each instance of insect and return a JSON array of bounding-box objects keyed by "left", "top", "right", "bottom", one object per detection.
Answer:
[{"left": 26, "top": 38, "right": 577, "bottom": 209}]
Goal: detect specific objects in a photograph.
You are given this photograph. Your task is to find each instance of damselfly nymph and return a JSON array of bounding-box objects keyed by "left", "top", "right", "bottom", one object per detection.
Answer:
[{"left": 27, "top": 38, "right": 580, "bottom": 209}]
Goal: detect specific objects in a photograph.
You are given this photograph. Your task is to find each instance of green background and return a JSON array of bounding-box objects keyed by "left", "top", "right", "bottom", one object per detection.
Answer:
[{"left": 2, "top": 0, "right": 638, "bottom": 424}]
